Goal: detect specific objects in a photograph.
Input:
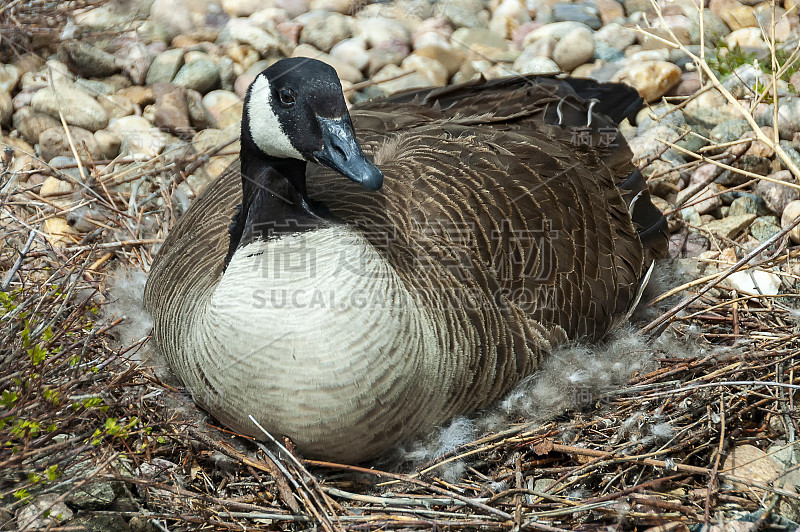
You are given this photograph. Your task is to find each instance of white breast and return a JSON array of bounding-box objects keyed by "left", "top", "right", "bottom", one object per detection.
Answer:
[{"left": 182, "top": 226, "right": 457, "bottom": 461}]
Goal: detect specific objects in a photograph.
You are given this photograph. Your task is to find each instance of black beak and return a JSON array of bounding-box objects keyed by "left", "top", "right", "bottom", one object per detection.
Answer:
[{"left": 312, "top": 116, "right": 384, "bottom": 191}]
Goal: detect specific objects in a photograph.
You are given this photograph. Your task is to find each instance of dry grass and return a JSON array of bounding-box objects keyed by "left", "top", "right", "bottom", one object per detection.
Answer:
[{"left": 0, "top": 1, "right": 111, "bottom": 62}]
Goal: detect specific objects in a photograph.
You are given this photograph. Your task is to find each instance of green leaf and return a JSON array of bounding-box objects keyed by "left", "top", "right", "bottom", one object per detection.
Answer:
[
  {"left": 28, "top": 344, "right": 47, "bottom": 365},
  {"left": 0, "top": 390, "right": 18, "bottom": 408}
]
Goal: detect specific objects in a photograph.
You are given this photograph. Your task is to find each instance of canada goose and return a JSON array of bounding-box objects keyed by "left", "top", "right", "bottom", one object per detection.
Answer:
[{"left": 144, "top": 57, "right": 668, "bottom": 463}]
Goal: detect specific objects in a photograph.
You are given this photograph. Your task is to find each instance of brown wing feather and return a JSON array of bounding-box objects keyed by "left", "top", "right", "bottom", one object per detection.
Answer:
[{"left": 145, "top": 76, "right": 666, "bottom": 417}]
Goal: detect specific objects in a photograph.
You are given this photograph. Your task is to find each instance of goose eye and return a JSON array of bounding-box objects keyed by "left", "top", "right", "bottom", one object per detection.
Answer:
[{"left": 278, "top": 88, "right": 296, "bottom": 107}]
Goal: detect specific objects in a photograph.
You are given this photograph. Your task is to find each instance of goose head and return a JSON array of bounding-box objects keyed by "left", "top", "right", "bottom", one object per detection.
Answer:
[{"left": 242, "top": 57, "right": 384, "bottom": 191}]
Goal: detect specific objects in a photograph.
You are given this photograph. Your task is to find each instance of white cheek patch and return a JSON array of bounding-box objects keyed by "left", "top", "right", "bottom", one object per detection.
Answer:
[{"left": 247, "top": 76, "right": 304, "bottom": 160}]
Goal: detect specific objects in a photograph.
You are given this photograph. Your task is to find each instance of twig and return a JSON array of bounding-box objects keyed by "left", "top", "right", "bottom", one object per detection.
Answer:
[
  {"left": 641, "top": 213, "right": 800, "bottom": 336},
  {"left": 1, "top": 229, "right": 36, "bottom": 290}
]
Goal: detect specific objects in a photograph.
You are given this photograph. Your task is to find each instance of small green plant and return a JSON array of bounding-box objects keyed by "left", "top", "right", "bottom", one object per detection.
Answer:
[
  {"left": 708, "top": 41, "right": 799, "bottom": 92},
  {"left": 708, "top": 41, "right": 757, "bottom": 80}
]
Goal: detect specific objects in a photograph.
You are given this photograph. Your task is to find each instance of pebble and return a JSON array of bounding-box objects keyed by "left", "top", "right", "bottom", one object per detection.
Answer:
[
  {"left": 594, "top": 0, "right": 625, "bottom": 23},
  {"left": 401, "top": 54, "right": 449, "bottom": 86},
  {"left": 413, "top": 45, "right": 465, "bottom": 78},
  {"left": 292, "top": 44, "right": 363, "bottom": 83},
  {"left": 610, "top": 61, "right": 681, "bottom": 102},
  {"left": 74, "top": 79, "right": 116, "bottom": 98},
  {"left": 702, "top": 213, "right": 757, "bottom": 240},
  {"left": 438, "top": 0, "right": 490, "bottom": 29},
  {"left": 309, "top": 0, "right": 354, "bottom": 13},
  {"left": 755, "top": 99, "right": 800, "bottom": 139},
  {"left": 99, "top": 94, "right": 136, "bottom": 120},
  {"left": 709, "top": 119, "right": 751, "bottom": 145},
  {"left": 726, "top": 27, "right": 766, "bottom": 49},
  {"left": 107, "top": 115, "right": 166, "bottom": 160},
  {"left": 551, "top": 2, "right": 603, "bottom": 29},
  {"left": 57, "top": 40, "right": 120, "bottom": 78},
  {"left": 39, "top": 126, "right": 103, "bottom": 163},
  {"left": 622, "top": 0, "right": 654, "bottom": 15},
  {"left": 249, "top": 8, "right": 290, "bottom": 32},
  {"left": 779, "top": 141, "right": 800, "bottom": 171},
  {"left": 628, "top": 125, "right": 681, "bottom": 164},
  {"left": 149, "top": 0, "right": 196, "bottom": 40},
  {"left": 186, "top": 89, "right": 216, "bottom": 129},
  {"left": 122, "top": 41, "right": 160, "bottom": 86},
  {"left": 95, "top": 129, "right": 122, "bottom": 159},
  {"left": 152, "top": 83, "right": 191, "bottom": 134},
  {"left": 782, "top": 200, "right": 800, "bottom": 243},
  {"left": 12, "top": 108, "right": 61, "bottom": 144},
  {"left": 729, "top": 268, "right": 782, "bottom": 294},
  {"left": 367, "top": 47, "right": 408, "bottom": 77},
  {"left": 300, "top": 12, "right": 352, "bottom": 52},
  {"left": 514, "top": 56, "right": 560, "bottom": 75},
  {"left": 755, "top": 5, "right": 793, "bottom": 41},
  {"left": 489, "top": 0, "right": 532, "bottom": 39},
  {"left": 354, "top": 17, "right": 411, "bottom": 49},
  {"left": 173, "top": 57, "right": 221, "bottom": 94},
  {"left": 733, "top": 154, "right": 771, "bottom": 180},
  {"left": 636, "top": 104, "right": 686, "bottom": 135},
  {"left": 20, "top": 62, "right": 72, "bottom": 92},
  {"left": 15, "top": 493, "right": 74, "bottom": 529},
  {"left": 273, "top": 0, "right": 310, "bottom": 18},
  {"left": 0, "top": 64, "right": 20, "bottom": 94},
  {"left": 593, "top": 41, "right": 624, "bottom": 62},
  {"left": 522, "top": 21, "right": 590, "bottom": 48},
  {"left": 222, "top": 0, "right": 265, "bottom": 17},
  {"left": 677, "top": 183, "right": 723, "bottom": 215},
  {"left": 147, "top": 49, "right": 185, "bottom": 85},
  {"left": 372, "top": 64, "right": 436, "bottom": 93},
  {"left": 723, "top": 444, "right": 797, "bottom": 510},
  {"left": 31, "top": 85, "right": 109, "bottom": 132},
  {"left": 755, "top": 170, "right": 799, "bottom": 217},
  {"left": 749, "top": 216, "right": 781, "bottom": 243},
  {"left": 40, "top": 176, "right": 76, "bottom": 198},
  {"left": 552, "top": 27, "right": 595, "bottom": 71},
  {"left": 330, "top": 38, "right": 370, "bottom": 72},
  {"left": 683, "top": 89, "right": 735, "bottom": 129},
  {"left": 202, "top": 90, "right": 244, "bottom": 129},
  {"left": 724, "top": 65, "right": 776, "bottom": 100},
  {"left": 218, "top": 18, "right": 281, "bottom": 55},
  {"left": 644, "top": 160, "right": 683, "bottom": 197},
  {"left": 1, "top": 136, "right": 36, "bottom": 173},
  {"left": 0, "top": 92, "right": 10, "bottom": 126},
  {"left": 729, "top": 195, "right": 768, "bottom": 217},
  {"left": 594, "top": 22, "right": 636, "bottom": 49},
  {"left": 720, "top": 3, "right": 757, "bottom": 30}
]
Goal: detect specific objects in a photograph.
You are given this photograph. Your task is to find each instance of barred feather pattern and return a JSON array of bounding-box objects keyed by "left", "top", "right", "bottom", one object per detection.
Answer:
[{"left": 144, "top": 78, "right": 667, "bottom": 462}]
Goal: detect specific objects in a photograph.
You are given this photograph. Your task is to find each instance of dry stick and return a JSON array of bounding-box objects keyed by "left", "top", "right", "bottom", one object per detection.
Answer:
[
  {"left": 63, "top": 238, "right": 163, "bottom": 252},
  {"left": 345, "top": 69, "right": 417, "bottom": 92},
  {"left": 641, "top": 213, "right": 800, "bottom": 336},
  {"left": 665, "top": 179, "right": 756, "bottom": 217},
  {"left": 1, "top": 229, "right": 36, "bottom": 290},
  {"left": 305, "top": 460, "right": 515, "bottom": 522},
  {"left": 248, "top": 416, "right": 343, "bottom": 532},
  {"left": 704, "top": 395, "right": 726, "bottom": 525},
  {"left": 187, "top": 428, "right": 302, "bottom": 515},
  {"left": 664, "top": 139, "right": 800, "bottom": 191},
  {"left": 178, "top": 135, "right": 241, "bottom": 185},
  {"left": 17, "top": 452, "right": 120, "bottom": 532},
  {"left": 550, "top": 444, "right": 800, "bottom": 501}
]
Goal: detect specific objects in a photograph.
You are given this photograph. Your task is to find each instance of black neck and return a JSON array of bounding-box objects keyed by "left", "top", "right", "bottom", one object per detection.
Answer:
[{"left": 224, "top": 141, "right": 325, "bottom": 268}]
